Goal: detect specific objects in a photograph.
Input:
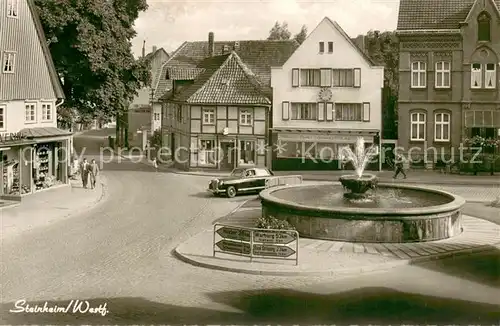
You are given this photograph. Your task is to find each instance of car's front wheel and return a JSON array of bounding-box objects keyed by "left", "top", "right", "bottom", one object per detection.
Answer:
[{"left": 226, "top": 186, "right": 237, "bottom": 198}]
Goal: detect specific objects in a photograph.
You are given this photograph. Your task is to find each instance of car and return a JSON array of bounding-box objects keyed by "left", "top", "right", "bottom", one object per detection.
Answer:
[{"left": 207, "top": 167, "right": 274, "bottom": 198}]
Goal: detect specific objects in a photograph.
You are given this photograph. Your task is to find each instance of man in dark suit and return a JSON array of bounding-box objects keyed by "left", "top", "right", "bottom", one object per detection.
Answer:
[
  {"left": 80, "top": 158, "right": 89, "bottom": 188},
  {"left": 88, "top": 159, "right": 99, "bottom": 189}
]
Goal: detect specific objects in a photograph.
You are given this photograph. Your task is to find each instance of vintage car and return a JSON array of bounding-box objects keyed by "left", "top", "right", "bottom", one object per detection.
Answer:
[{"left": 208, "top": 167, "right": 275, "bottom": 198}]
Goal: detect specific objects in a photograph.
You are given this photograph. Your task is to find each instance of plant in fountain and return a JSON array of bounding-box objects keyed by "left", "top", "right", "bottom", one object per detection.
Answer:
[{"left": 339, "top": 137, "right": 380, "bottom": 199}]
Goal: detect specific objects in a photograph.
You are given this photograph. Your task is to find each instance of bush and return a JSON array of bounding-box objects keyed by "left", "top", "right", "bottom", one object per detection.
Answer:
[{"left": 256, "top": 215, "right": 295, "bottom": 230}]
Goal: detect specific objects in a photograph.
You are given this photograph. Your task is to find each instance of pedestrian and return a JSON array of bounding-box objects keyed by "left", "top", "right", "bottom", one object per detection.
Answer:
[
  {"left": 88, "top": 159, "right": 99, "bottom": 189},
  {"left": 393, "top": 154, "right": 407, "bottom": 179},
  {"left": 152, "top": 157, "right": 158, "bottom": 171},
  {"left": 80, "top": 158, "right": 89, "bottom": 188}
]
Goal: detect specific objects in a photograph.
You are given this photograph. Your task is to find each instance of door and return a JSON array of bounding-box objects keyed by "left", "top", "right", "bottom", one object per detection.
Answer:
[{"left": 219, "top": 141, "right": 234, "bottom": 170}]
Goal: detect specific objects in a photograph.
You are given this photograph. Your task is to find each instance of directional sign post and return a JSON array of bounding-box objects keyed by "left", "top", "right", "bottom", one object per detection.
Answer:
[{"left": 213, "top": 224, "right": 300, "bottom": 265}]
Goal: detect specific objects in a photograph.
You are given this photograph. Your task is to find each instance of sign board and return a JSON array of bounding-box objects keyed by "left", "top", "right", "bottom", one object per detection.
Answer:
[
  {"left": 278, "top": 133, "right": 374, "bottom": 144},
  {"left": 253, "top": 230, "right": 296, "bottom": 244},
  {"left": 216, "top": 227, "right": 251, "bottom": 242},
  {"left": 0, "top": 132, "right": 28, "bottom": 143},
  {"left": 252, "top": 244, "right": 296, "bottom": 257},
  {"left": 215, "top": 240, "right": 251, "bottom": 255},
  {"left": 213, "top": 224, "right": 299, "bottom": 265}
]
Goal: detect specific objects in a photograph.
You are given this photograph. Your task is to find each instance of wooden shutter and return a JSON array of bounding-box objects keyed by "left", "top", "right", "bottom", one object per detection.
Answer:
[
  {"left": 292, "top": 68, "right": 299, "bottom": 87},
  {"left": 282, "top": 101, "right": 290, "bottom": 120},
  {"left": 326, "top": 102, "right": 333, "bottom": 121},
  {"left": 353, "top": 68, "right": 361, "bottom": 87},
  {"left": 363, "top": 102, "right": 370, "bottom": 122},
  {"left": 317, "top": 103, "right": 325, "bottom": 121}
]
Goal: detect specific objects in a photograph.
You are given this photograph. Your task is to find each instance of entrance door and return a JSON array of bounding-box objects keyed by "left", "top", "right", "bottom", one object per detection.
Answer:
[{"left": 219, "top": 141, "right": 234, "bottom": 170}]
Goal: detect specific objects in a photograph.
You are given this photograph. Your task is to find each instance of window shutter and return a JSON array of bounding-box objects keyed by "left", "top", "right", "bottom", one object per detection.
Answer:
[
  {"left": 363, "top": 102, "right": 370, "bottom": 122},
  {"left": 292, "top": 69, "right": 299, "bottom": 87},
  {"left": 317, "top": 103, "right": 325, "bottom": 121},
  {"left": 282, "top": 101, "right": 290, "bottom": 120},
  {"left": 326, "top": 102, "right": 333, "bottom": 121},
  {"left": 353, "top": 68, "right": 361, "bottom": 87}
]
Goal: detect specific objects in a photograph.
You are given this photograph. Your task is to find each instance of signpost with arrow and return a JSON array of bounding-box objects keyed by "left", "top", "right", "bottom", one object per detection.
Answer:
[{"left": 213, "top": 224, "right": 299, "bottom": 265}]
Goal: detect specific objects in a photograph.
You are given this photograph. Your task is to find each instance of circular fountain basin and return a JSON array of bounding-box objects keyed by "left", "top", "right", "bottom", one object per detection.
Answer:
[{"left": 259, "top": 183, "right": 466, "bottom": 243}]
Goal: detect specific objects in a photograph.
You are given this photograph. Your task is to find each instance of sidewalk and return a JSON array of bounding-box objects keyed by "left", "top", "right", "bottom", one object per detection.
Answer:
[
  {"left": 0, "top": 175, "right": 108, "bottom": 241},
  {"left": 163, "top": 167, "right": 500, "bottom": 186}
]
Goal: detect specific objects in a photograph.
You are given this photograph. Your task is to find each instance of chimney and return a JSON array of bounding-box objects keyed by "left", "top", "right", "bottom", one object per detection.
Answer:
[
  {"left": 353, "top": 35, "right": 366, "bottom": 53},
  {"left": 222, "top": 44, "right": 230, "bottom": 54},
  {"left": 208, "top": 32, "right": 214, "bottom": 57},
  {"left": 142, "top": 40, "right": 146, "bottom": 58},
  {"left": 152, "top": 45, "right": 157, "bottom": 53},
  {"left": 234, "top": 41, "right": 240, "bottom": 51}
]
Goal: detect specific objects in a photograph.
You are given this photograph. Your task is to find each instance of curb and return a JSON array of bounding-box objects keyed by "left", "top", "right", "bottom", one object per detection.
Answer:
[
  {"left": 173, "top": 240, "right": 499, "bottom": 277},
  {"left": 164, "top": 169, "right": 500, "bottom": 187}
]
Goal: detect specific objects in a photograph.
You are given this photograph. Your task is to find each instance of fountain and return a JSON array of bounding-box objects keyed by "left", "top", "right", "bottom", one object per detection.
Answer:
[
  {"left": 338, "top": 137, "right": 379, "bottom": 200},
  {"left": 260, "top": 137, "right": 465, "bottom": 243}
]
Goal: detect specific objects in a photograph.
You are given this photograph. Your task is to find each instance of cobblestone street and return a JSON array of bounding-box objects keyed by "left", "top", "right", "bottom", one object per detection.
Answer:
[{"left": 1, "top": 134, "right": 499, "bottom": 324}]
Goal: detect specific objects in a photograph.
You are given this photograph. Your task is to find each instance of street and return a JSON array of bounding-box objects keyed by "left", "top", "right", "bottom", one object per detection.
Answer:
[{"left": 1, "top": 133, "right": 499, "bottom": 324}]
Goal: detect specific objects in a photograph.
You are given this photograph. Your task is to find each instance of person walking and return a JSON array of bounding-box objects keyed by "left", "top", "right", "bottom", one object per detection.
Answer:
[
  {"left": 80, "top": 158, "right": 89, "bottom": 188},
  {"left": 393, "top": 154, "right": 407, "bottom": 179},
  {"left": 152, "top": 157, "right": 158, "bottom": 172},
  {"left": 88, "top": 159, "right": 99, "bottom": 189}
]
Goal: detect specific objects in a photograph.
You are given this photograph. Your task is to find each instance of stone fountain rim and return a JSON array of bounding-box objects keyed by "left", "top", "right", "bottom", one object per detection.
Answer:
[{"left": 259, "top": 182, "right": 466, "bottom": 217}]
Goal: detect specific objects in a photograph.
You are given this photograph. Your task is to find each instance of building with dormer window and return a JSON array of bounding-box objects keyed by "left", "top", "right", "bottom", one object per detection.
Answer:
[
  {"left": 0, "top": 0, "right": 71, "bottom": 197},
  {"left": 270, "top": 17, "right": 384, "bottom": 171},
  {"left": 397, "top": 0, "right": 500, "bottom": 170}
]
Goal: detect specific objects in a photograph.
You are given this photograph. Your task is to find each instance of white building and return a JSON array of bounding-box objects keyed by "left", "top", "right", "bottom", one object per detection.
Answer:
[{"left": 270, "top": 17, "right": 384, "bottom": 171}]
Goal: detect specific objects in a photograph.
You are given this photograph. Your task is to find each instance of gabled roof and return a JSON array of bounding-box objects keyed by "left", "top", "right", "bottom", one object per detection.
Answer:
[
  {"left": 27, "top": 0, "right": 64, "bottom": 99},
  {"left": 397, "top": 0, "right": 500, "bottom": 30},
  {"left": 145, "top": 47, "right": 169, "bottom": 61},
  {"left": 153, "top": 39, "right": 298, "bottom": 101},
  {"left": 170, "top": 51, "right": 271, "bottom": 105}
]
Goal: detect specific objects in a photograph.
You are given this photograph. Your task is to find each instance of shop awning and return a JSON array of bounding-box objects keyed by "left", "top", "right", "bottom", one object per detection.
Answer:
[
  {"left": 20, "top": 127, "right": 73, "bottom": 138},
  {"left": 271, "top": 128, "right": 380, "bottom": 135}
]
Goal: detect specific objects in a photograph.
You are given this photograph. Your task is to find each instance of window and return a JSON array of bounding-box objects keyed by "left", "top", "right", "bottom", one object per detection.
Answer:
[
  {"left": 291, "top": 68, "right": 299, "bottom": 87},
  {"left": 411, "top": 61, "right": 426, "bottom": 88},
  {"left": 320, "top": 69, "right": 331, "bottom": 87},
  {"left": 434, "top": 112, "right": 450, "bottom": 142},
  {"left": 202, "top": 108, "right": 215, "bottom": 124},
  {"left": 335, "top": 103, "right": 363, "bottom": 121},
  {"left": 239, "top": 110, "right": 252, "bottom": 125},
  {"left": 154, "top": 113, "right": 160, "bottom": 121},
  {"left": 25, "top": 103, "right": 36, "bottom": 123},
  {"left": 0, "top": 106, "right": 5, "bottom": 130},
  {"left": 239, "top": 140, "right": 255, "bottom": 165},
  {"left": 478, "top": 12, "right": 491, "bottom": 41},
  {"left": 332, "top": 69, "right": 354, "bottom": 87},
  {"left": 410, "top": 112, "right": 426, "bottom": 141},
  {"left": 300, "top": 69, "right": 320, "bottom": 86},
  {"left": 176, "top": 105, "right": 182, "bottom": 122},
  {"left": 199, "top": 139, "right": 216, "bottom": 165},
  {"left": 319, "top": 42, "right": 324, "bottom": 53},
  {"left": 3, "top": 52, "right": 15, "bottom": 73},
  {"left": 328, "top": 42, "right": 333, "bottom": 53},
  {"left": 41, "top": 103, "right": 52, "bottom": 121},
  {"left": 7, "top": 0, "right": 18, "bottom": 18},
  {"left": 485, "top": 63, "right": 496, "bottom": 88},
  {"left": 471, "top": 63, "right": 482, "bottom": 88},
  {"left": 291, "top": 103, "right": 317, "bottom": 120},
  {"left": 435, "top": 61, "right": 450, "bottom": 88}
]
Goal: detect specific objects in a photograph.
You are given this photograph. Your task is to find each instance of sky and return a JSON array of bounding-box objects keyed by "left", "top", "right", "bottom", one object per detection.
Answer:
[{"left": 132, "top": 0, "right": 400, "bottom": 57}]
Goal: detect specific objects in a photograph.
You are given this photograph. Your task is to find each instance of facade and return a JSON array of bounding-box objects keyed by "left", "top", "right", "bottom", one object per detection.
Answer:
[
  {"left": 156, "top": 33, "right": 299, "bottom": 170},
  {"left": 0, "top": 0, "right": 71, "bottom": 197},
  {"left": 271, "top": 17, "right": 384, "bottom": 171},
  {"left": 127, "top": 46, "right": 169, "bottom": 149},
  {"left": 162, "top": 52, "right": 271, "bottom": 170},
  {"left": 397, "top": 0, "right": 500, "bottom": 169}
]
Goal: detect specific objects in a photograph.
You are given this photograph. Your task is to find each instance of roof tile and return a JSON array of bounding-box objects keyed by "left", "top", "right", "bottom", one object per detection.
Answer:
[
  {"left": 172, "top": 52, "right": 271, "bottom": 105},
  {"left": 397, "top": 0, "right": 500, "bottom": 30}
]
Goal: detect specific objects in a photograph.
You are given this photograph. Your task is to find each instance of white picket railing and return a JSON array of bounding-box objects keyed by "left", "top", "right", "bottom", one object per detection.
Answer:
[{"left": 265, "top": 175, "right": 303, "bottom": 189}]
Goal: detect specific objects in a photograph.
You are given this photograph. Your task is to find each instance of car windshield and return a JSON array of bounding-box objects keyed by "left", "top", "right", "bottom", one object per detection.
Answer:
[{"left": 230, "top": 169, "right": 245, "bottom": 177}]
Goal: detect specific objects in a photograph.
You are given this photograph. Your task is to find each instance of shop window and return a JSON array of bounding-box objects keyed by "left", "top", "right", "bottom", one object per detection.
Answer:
[
  {"left": 199, "top": 140, "right": 216, "bottom": 165},
  {"left": 276, "top": 140, "right": 297, "bottom": 158},
  {"left": 239, "top": 140, "right": 255, "bottom": 165},
  {"left": 315, "top": 143, "right": 337, "bottom": 161}
]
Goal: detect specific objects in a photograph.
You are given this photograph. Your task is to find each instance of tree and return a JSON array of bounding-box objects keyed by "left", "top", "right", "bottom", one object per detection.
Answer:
[
  {"left": 267, "top": 21, "right": 291, "bottom": 40},
  {"left": 34, "top": 0, "right": 151, "bottom": 122},
  {"left": 294, "top": 25, "right": 307, "bottom": 44}
]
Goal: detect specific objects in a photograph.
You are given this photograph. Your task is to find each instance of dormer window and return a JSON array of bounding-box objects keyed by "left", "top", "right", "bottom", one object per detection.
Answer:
[{"left": 478, "top": 12, "right": 491, "bottom": 41}]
